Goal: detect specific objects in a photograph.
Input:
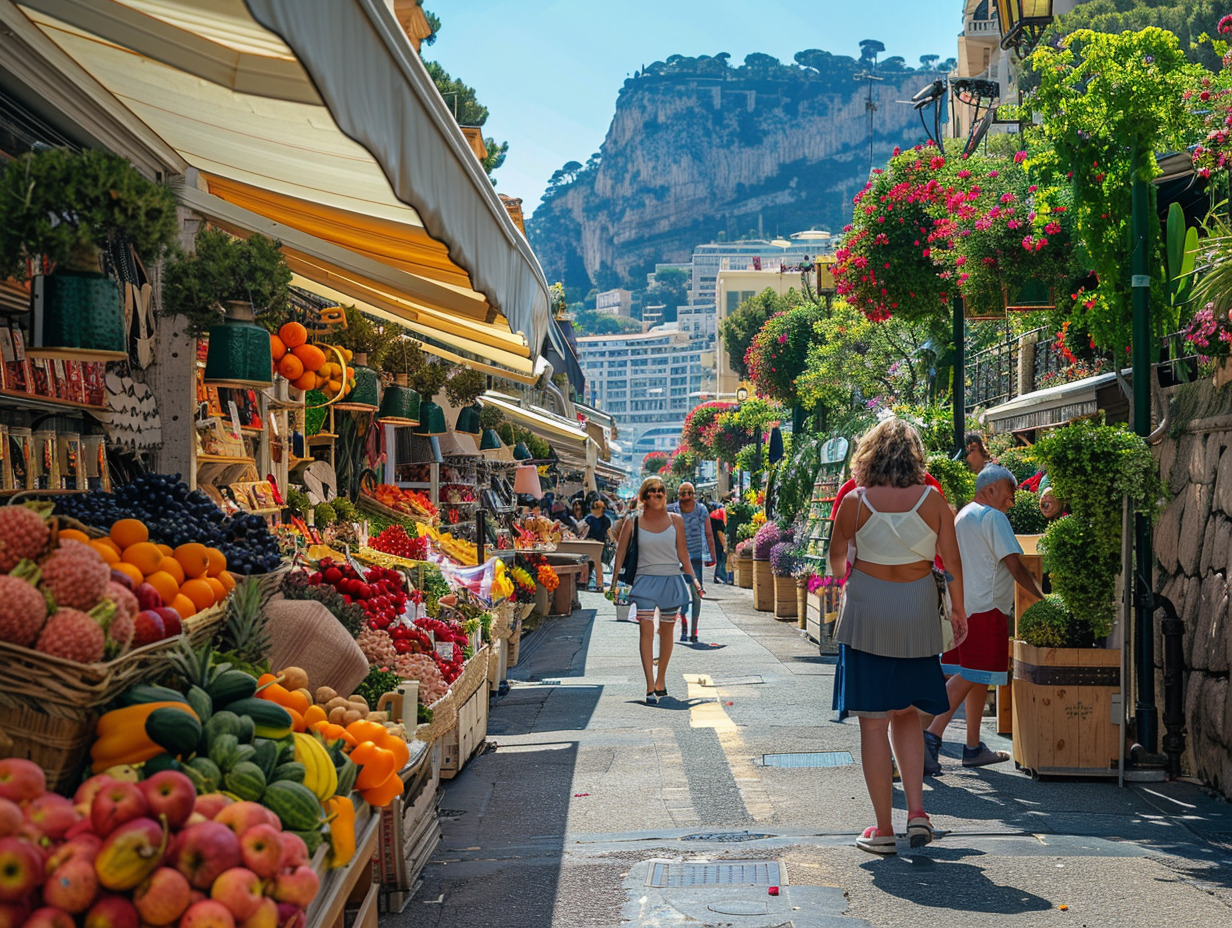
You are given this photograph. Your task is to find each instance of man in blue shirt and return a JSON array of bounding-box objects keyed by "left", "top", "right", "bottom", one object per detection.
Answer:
[{"left": 668, "top": 482, "right": 715, "bottom": 643}]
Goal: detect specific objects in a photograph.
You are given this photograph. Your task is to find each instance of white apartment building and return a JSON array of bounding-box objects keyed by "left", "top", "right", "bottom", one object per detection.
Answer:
[
  {"left": 576, "top": 325, "right": 706, "bottom": 463},
  {"left": 713, "top": 267, "right": 813, "bottom": 398},
  {"left": 595, "top": 288, "right": 632, "bottom": 317}
]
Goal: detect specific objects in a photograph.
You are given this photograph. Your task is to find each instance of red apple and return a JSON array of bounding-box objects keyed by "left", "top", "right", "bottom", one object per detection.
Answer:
[
  {"left": 25, "top": 794, "right": 80, "bottom": 841},
  {"left": 94, "top": 817, "right": 167, "bottom": 892},
  {"left": 133, "top": 867, "right": 191, "bottom": 926},
  {"left": 239, "top": 897, "right": 277, "bottom": 928},
  {"left": 170, "top": 822, "right": 241, "bottom": 890},
  {"left": 45, "top": 833, "right": 101, "bottom": 874},
  {"left": 275, "top": 902, "right": 305, "bottom": 928},
  {"left": 133, "top": 584, "right": 163, "bottom": 612},
  {"left": 210, "top": 867, "right": 263, "bottom": 921},
  {"left": 0, "top": 758, "right": 44, "bottom": 802},
  {"left": 195, "top": 794, "right": 232, "bottom": 820},
  {"left": 0, "top": 900, "right": 29, "bottom": 928},
  {"left": 179, "top": 899, "right": 236, "bottom": 928},
  {"left": 43, "top": 858, "right": 99, "bottom": 913},
  {"left": 154, "top": 607, "right": 183, "bottom": 637},
  {"left": 0, "top": 836, "right": 43, "bottom": 901},
  {"left": 24, "top": 906, "right": 75, "bottom": 928},
  {"left": 109, "top": 569, "right": 134, "bottom": 592},
  {"left": 83, "top": 894, "right": 139, "bottom": 928},
  {"left": 214, "top": 802, "right": 276, "bottom": 839},
  {"left": 131, "top": 611, "right": 165, "bottom": 647},
  {"left": 269, "top": 866, "right": 318, "bottom": 908},
  {"left": 91, "top": 782, "right": 148, "bottom": 838},
  {"left": 0, "top": 800, "right": 20, "bottom": 838},
  {"left": 276, "top": 832, "right": 308, "bottom": 870},
  {"left": 139, "top": 771, "right": 196, "bottom": 830},
  {"left": 74, "top": 775, "right": 117, "bottom": 810},
  {"left": 238, "top": 824, "right": 283, "bottom": 879}
]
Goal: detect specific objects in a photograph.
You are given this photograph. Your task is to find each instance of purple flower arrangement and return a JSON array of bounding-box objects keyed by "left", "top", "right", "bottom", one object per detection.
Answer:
[
  {"left": 769, "top": 540, "right": 800, "bottom": 577},
  {"left": 753, "top": 522, "right": 785, "bottom": 560}
]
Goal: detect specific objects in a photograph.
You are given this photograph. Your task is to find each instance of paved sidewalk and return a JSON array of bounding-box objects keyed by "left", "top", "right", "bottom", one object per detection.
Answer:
[{"left": 390, "top": 584, "right": 1232, "bottom": 928}]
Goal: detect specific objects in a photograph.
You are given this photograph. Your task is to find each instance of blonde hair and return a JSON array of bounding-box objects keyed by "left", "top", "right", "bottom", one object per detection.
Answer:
[
  {"left": 850, "top": 417, "right": 926, "bottom": 488},
  {"left": 638, "top": 476, "right": 665, "bottom": 501}
]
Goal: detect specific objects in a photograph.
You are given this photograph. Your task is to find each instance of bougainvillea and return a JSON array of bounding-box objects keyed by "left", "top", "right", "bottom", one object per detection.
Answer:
[
  {"left": 681, "top": 401, "right": 736, "bottom": 456},
  {"left": 745, "top": 302, "right": 827, "bottom": 404},
  {"left": 641, "top": 451, "right": 670, "bottom": 476}
]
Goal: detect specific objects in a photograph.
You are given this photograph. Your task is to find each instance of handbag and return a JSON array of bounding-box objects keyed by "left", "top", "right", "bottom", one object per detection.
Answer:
[
  {"left": 933, "top": 568, "right": 956, "bottom": 652},
  {"left": 619, "top": 516, "right": 639, "bottom": 584}
]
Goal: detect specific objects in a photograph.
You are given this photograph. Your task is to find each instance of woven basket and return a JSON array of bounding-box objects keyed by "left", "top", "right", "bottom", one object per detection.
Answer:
[
  {"left": 0, "top": 636, "right": 179, "bottom": 711},
  {"left": 451, "top": 646, "right": 489, "bottom": 704},
  {"left": 0, "top": 696, "right": 97, "bottom": 792},
  {"left": 250, "top": 563, "right": 291, "bottom": 604},
  {"left": 413, "top": 690, "right": 457, "bottom": 744},
  {"left": 507, "top": 624, "right": 522, "bottom": 667},
  {"left": 184, "top": 600, "right": 228, "bottom": 648},
  {"left": 358, "top": 493, "right": 437, "bottom": 526}
]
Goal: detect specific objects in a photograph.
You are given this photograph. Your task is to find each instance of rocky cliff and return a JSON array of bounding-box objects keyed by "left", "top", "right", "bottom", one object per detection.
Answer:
[{"left": 528, "top": 55, "right": 946, "bottom": 291}]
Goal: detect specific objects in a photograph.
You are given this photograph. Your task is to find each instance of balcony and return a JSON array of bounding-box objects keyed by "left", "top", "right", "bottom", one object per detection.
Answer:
[{"left": 966, "top": 17, "right": 999, "bottom": 37}]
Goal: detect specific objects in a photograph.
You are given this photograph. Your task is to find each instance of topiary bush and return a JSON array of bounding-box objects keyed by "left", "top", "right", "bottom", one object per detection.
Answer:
[{"left": 1017, "top": 593, "right": 1096, "bottom": 649}]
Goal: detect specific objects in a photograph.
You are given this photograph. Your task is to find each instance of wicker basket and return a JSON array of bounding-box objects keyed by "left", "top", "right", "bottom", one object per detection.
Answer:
[
  {"left": 184, "top": 599, "right": 228, "bottom": 648},
  {"left": 413, "top": 690, "right": 457, "bottom": 744},
  {"left": 451, "top": 646, "right": 489, "bottom": 704},
  {"left": 507, "top": 624, "right": 522, "bottom": 667},
  {"left": 250, "top": 562, "right": 291, "bottom": 604},
  {"left": 752, "top": 560, "right": 774, "bottom": 612},
  {"left": 0, "top": 696, "right": 97, "bottom": 792},
  {"left": 0, "top": 636, "right": 179, "bottom": 711},
  {"left": 358, "top": 493, "right": 437, "bottom": 526},
  {"left": 491, "top": 601, "right": 514, "bottom": 639}
]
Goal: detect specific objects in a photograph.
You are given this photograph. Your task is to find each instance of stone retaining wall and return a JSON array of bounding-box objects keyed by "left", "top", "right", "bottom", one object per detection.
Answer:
[{"left": 1155, "top": 381, "right": 1232, "bottom": 798}]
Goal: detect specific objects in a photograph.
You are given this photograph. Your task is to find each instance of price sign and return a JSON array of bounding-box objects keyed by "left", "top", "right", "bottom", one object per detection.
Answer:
[
  {"left": 227, "top": 400, "right": 243, "bottom": 440},
  {"left": 434, "top": 641, "right": 454, "bottom": 661}
]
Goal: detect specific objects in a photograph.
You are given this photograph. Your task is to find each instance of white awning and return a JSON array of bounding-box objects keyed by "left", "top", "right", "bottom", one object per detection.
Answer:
[
  {"left": 981, "top": 371, "right": 1120, "bottom": 434},
  {"left": 18, "top": 0, "right": 549, "bottom": 358}
]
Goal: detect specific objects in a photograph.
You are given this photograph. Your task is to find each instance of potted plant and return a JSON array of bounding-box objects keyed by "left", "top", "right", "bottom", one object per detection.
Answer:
[
  {"left": 398, "top": 343, "right": 449, "bottom": 436},
  {"left": 330, "top": 306, "right": 394, "bottom": 411},
  {"left": 0, "top": 147, "right": 178, "bottom": 359},
  {"left": 162, "top": 228, "right": 291, "bottom": 387},
  {"left": 1011, "top": 417, "right": 1163, "bottom": 776},
  {"left": 751, "top": 522, "right": 782, "bottom": 612},
  {"left": 768, "top": 536, "right": 799, "bottom": 620},
  {"left": 376, "top": 335, "right": 424, "bottom": 427},
  {"left": 445, "top": 367, "right": 487, "bottom": 435}
]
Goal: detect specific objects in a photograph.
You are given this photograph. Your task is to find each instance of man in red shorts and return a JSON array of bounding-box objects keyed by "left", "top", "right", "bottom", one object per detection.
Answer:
[{"left": 923, "top": 464, "right": 1044, "bottom": 771}]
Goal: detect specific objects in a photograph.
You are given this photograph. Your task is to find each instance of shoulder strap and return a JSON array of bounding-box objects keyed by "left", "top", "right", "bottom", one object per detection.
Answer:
[
  {"left": 910, "top": 486, "right": 932, "bottom": 512},
  {"left": 857, "top": 488, "right": 877, "bottom": 514}
]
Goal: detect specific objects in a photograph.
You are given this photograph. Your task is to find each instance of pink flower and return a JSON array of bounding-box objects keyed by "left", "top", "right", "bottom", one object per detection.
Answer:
[
  {"left": 778, "top": 334, "right": 787, "bottom": 345},
  {"left": 955, "top": 256, "right": 967, "bottom": 266},
  {"left": 988, "top": 170, "right": 999, "bottom": 178},
  {"left": 930, "top": 156, "right": 946, "bottom": 171},
  {"left": 1044, "top": 221, "right": 1061, "bottom": 235},
  {"left": 1014, "top": 151, "right": 1027, "bottom": 163},
  {"left": 957, "top": 169, "right": 971, "bottom": 179}
]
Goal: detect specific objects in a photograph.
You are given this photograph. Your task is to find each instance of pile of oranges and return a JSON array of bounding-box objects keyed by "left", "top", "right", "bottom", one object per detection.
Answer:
[
  {"left": 270, "top": 322, "right": 355, "bottom": 398},
  {"left": 61, "top": 519, "right": 234, "bottom": 618}
]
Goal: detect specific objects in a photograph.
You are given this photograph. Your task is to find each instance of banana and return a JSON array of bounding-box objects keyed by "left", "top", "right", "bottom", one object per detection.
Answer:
[{"left": 293, "top": 732, "right": 338, "bottom": 801}]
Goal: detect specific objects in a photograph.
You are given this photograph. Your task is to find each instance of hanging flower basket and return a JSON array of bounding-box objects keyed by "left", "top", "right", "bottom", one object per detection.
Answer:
[{"left": 1003, "top": 278, "right": 1056, "bottom": 312}]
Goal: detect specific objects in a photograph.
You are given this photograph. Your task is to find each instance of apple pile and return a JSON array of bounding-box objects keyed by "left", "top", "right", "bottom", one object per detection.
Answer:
[
  {"left": 411, "top": 617, "right": 468, "bottom": 684},
  {"left": 0, "top": 759, "right": 318, "bottom": 928},
  {"left": 304, "top": 561, "right": 408, "bottom": 632}
]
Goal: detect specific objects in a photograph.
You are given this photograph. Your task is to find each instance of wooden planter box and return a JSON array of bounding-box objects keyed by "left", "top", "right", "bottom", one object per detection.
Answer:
[
  {"left": 1010, "top": 640, "right": 1121, "bottom": 778},
  {"left": 806, "top": 590, "right": 824, "bottom": 642},
  {"left": 796, "top": 582, "right": 807, "bottom": 629},
  {"left": 735, "top": 556, "right": 754, "bottom": 588},
  {"left": 752, "top": 560, "right": 774, "bottom": 611},
  {"left": 773, "top": 574, "right": 796, "bottom": 619}
]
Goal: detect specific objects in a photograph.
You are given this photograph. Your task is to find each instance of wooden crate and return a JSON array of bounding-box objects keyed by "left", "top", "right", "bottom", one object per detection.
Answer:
[
  {"left": 806, "top": 590, "right": 823, "bottom": 642},
  {"left": 735, "top": 557, "right": 754, "bottom": 589},
  {"left": 440, "top": 683, "right": 489, "bottom": 779},
  {"left": 752, "top": 560, "right": 774, "bottom": 612},
  {"left": 507, "top": 624, "right": 522, "bottom": 667},
  {"left": 1011, "top": 640, "right": 1121, "bottom": 778},
  {"left": 772, "top": 574, "right": 796, "bottom": 620},
  {"left": 487, "top": 637, "right": 507, "bottom": 694}
]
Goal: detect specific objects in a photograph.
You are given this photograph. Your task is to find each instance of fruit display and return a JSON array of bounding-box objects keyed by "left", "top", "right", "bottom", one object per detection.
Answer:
[
  {"left": 513, "top": 515, "right": 562, "bottom": 550},
  {"left": 366, "top": 484, "right": 437, "bottom": 521},
  {"left": 270, "top": 324, "right": 354, "bottom": 398},
  {"left": 391, "top": 654, "right": 448, "bottom": 704},
  {"left": 419, "top": 524, "right": 477, "bottom": 566},
  {"left": 411, "top": 617, "right": 468, "bottom": 684},
  {"left": 277, "top": 573, "right": 365, "bottom": 639},
  {"left": 302, "top": 561, "right": 409, "bottom": 632},
  {"left": 0, "top": 506, "right": 183, "bottom": 661},
  {"left": 53, "top": 474, "right": 282, "bottom": 574},
  {"left": 0, "top": 757, "right": 321, "bottom": 928},
  {"left": 368, "top": 525, "right": 428, "bottom": 561}
]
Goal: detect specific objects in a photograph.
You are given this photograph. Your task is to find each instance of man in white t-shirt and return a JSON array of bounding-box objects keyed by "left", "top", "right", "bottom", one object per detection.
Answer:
[{"left": 923, "top": 464, "right": 1044, "bottom": 771}]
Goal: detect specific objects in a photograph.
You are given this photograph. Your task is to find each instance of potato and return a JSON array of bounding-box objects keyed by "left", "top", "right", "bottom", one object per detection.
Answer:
[
  {"left": 316, "top": 686, "right": 338, "bottom": 705},
  {"left": 325, "top": 696, "right": 351, "bottom": 712},
  {"left": 366, "top": 712, "right": 388, "bottom": 724},
  {"left": 281, "top": 666, "right": 309, "bottom": 691},
  {"left": 349, "top": 694, "right": 369, "bottom": 711},
  {"left": 342, "top": 708, "right": 363, "bottom": 725},
  {"left": 328, "top": 706, "right": 349, "bottom": 724}
]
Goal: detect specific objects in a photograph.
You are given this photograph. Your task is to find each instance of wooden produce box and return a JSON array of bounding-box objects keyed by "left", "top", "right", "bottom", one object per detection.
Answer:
[
  {"left": 440, "top": 682, "right": 489, "bottom": 780},
  {"left": 306, "top": 800, "right": 379, "bottom": 928},
  {"left": 487, "top": 636, "right": 507, "bottom": 694},
  {"left": 507, "top": 622, "right": 522, "bottom": 667},
  {"left": 378, "top": 742, "right": 442, "bottom": 913},
  {"left": 752, "top": 560, "right": 774, "bottom": 612},
  {"left": 998, "top": 550, "right": 1045, "bottom": 735},
  {"left": 1010, "top": 640, "right": 1121, "bottom": 778}
]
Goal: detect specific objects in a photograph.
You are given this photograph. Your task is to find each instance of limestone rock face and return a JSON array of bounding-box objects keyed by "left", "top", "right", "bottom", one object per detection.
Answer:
[
  {"left": 528, "top": 63, "right": 940, "bottom": 288},
  {"left": 1215, "top": 448, "right": 1232, "bottom": 516},
  {"left": 1154, "top": 490, "right": 1184, "bottom": 575}
]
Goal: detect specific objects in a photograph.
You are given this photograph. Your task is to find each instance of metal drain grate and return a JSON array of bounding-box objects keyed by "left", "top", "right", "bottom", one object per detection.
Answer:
[
  {"left": 680, "top": 832, "right": 774, "bottom": 843},
  {"left": 760, "top": 751, "right": 854, "bottom": 768},
  {"left": 646, "top": 860, "right": 782, "bottom": 888}
]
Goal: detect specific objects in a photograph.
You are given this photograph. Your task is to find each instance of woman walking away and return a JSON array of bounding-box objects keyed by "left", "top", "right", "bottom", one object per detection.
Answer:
[
  {"left": 610, "top": 477, "right": 703, "bottom": 705},
  {"left": 829, "top": 418, "right": 967, "bottom": 856}
]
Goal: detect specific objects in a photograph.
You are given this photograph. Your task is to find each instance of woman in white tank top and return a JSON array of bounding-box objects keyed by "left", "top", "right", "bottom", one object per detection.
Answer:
[
  {"left": 828, "top": 418, "right": 968, "bottom": 856},
  {"left": 610, "top": 477, "right": 702, "bottom": 705}
]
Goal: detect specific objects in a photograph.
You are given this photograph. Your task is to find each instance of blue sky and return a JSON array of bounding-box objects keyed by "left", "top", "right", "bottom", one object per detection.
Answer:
[{"left": 428, "top": 1, "right": 965, "bottom": 216}]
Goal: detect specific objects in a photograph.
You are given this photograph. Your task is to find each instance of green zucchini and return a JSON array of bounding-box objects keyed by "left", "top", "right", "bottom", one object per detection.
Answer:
[
  {"left": 271, "top": 761, "right": 306, "bottom": 784},
  {"left": 224, "top": 698, "right": 293, "bottom": 738},
  {"left": 207, "top": 670, "right": 258, "bottom": 706},
  {"left": 118, "top": 684, "right": 188, "bottom": 707},
  {"left": 145, "top": 707, "right": 203, "bottom": 758}
]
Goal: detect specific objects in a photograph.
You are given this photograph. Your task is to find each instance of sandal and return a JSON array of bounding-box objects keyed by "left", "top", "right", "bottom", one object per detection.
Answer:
[
  {"left": 655, "top": 688, "right": 667, "bottom": 697},
  {"left": 906, "top": 814, "right": 934, "bottom": 848},
  {"left": 645, "top": 692, "right": 658, "bottom": 705},
  {"left": 856, "top": 825, "right": 897, "bottom": 855}
]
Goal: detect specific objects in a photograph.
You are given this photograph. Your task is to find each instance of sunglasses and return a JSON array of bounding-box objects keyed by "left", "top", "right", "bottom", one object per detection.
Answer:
[
  {"left": 644, "top": 487, "right": 665, "bottom": 496},
  {"left": 679, "top": 492, "right": 694, "bottom": 497}
]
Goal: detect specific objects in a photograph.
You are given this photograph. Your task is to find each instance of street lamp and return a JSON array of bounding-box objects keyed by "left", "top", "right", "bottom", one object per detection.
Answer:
[{"left": 995, "top": 0, "right": 1054, "bottom": 60}]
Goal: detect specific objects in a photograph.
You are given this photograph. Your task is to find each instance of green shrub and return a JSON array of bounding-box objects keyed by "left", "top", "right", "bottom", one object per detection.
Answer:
[
  {"left": 999, "top": 446, "right": 1040, "bottom": 484},
  {"left": 1007, "top": 490, "right": 1048, "bottom": 535},
  {"left": 1017, "top": 595, "right": 1073, "bottom": 648},
  {"left": 926, "top": 453, "right": 975, "bottom": 508}
]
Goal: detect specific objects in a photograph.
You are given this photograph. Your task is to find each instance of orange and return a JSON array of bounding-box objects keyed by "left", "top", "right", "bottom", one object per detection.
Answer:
[
  {"left": 160, "top": 557, "right": 186, "bottom": 585},
  {"left": 90, "top": 540, "right": 120, "bottom": 565},
  {"left": 205, "top": 548, "right": 227, "bottom": 577},
  {"left": 121, "top": 542, "right": 164, "bottom": 577},
  {"left": 204, "top": 576, "right": 227, "bottom": 603},
  {"left": 218, "top": 571, "right": 236, "bottom": 593},
  {"left": 58, "top": 528, "right": 90, "bottom": 544},
  {"left": 180, "top": 578, "right": 215, "bottom": 612},
  {"left": 93, "top": 537, "right": 122, "bottom": 557},
  {"left": 270, "top": 334, "right": 287, "bottom": 361},
  {"left": 154, "top": 543, "right": 174, "bottom": 557},
  {"left": 174, "top": 543, "right": 210, "bottom": 579},
  {"left": 292, "top": 343, "right": 327, "bottom": 372},
  {"left": 170, "top": 593, "right": 198, "bottom": 619},
  {"left": 292, "top": 371, "right": 317, "bottom": 392},
  {"left": 314, "top": 373, "right": 329, "bottom": 390},
  {"left": 277, "top": 354, "right": 304, "bottom": 381},
  {"left": 278, "top": 322, "right": 308, "bottom": 349},
  {"left": 110, "top": 518, "right": 149, "bottom": 549},
  {"left": 112, "top": 562, "right": 145, "bottom": 588},
  {"left": 144, "top": 571, "right": 181, "bottom": 607}
]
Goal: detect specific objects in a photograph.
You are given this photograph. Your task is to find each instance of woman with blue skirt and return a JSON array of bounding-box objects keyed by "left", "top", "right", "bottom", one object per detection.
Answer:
[{"left": 829, "top": 418, "right": 968, "bottom": 855}]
